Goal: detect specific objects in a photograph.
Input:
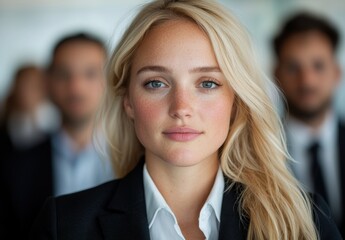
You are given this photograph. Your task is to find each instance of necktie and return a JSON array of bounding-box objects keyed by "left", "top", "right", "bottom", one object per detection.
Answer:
[{"left": 308, "top": 141, "right": 329, "bottom": 204}]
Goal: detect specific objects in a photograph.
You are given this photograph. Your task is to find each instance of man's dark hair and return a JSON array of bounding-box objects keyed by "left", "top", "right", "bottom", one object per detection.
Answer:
[
  {"left": 51, "top": 32, "right": 106, "bottom": 58},
  {"left": 273, "top": 12, "right": 340, "bottom": 57}
]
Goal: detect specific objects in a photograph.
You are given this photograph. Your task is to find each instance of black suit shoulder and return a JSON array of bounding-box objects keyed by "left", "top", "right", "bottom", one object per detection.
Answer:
[
  {"left": 55, "top": 179, "right": 120, "bottom": 219},
  {"left": 30, "top": 179, "right": 122, "bottom": 240},
  {"left": 312, "top": 194, "right": 342, "bottom": 239},
  {"left": 31, "top": 161, "right": 151, "bottom": 240},
  {"left": 1, "top": 136, "right": 53, "bottom": 201}
]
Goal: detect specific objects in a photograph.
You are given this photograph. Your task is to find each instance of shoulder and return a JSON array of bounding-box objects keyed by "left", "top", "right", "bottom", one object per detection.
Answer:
[
  {"left": 1, "top": 136, "right": 52, "bottom": 181},
  {"left": 30, "top": 162, "right": 146, "bottom": 239},
  {"left": 7, "top": 136, "right": 52, "bottom": 163},
  {"left": 30, "top": 179, "right": 123, "bottom": 240},
  {"left": 22, "top": 136, "right": 52, "bottom": 155},
  {"left": 311, "top": 194, "right": 342, "bottom": 239},
  {"left": 338, "top": 119, "right": 345, "bottom": 137},
  {"left": 55, "top": 179, "right": 121, "bottom": 215},
  {"left": 0, "top": 124, "right": 11, "bottom": 144}
]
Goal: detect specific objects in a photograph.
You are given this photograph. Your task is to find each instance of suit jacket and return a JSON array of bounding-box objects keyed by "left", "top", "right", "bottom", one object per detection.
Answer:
[
  {"left": 0, "top": 137, "right": 53, "bottom": 240},
  {"left": 0, "top": 125, "right": 15, "bottom": 166},
  {"left": 30, "top": 161, "right": 341, "bottom": 240},
  {"left": 337, "top": 121, "right": 345, "bottom": 236}
]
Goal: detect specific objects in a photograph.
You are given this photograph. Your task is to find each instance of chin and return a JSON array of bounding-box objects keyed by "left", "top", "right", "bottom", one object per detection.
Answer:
[
  {"left": 162, "top": 150, "right": 216, "bottom": 168},
  {"left": 287, "top": 98, "right": 332, "bottom": 120},
  {"left": 64, "top": 113, "right": 92, "bottom": 127}
]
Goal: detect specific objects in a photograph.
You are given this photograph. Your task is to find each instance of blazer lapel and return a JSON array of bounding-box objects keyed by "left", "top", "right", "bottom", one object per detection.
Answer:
[
  {"left": 218, "top": 184, "right": 248, "bottom": 240},
  {"left": 98, "top": 161, "right": 150, "bottom": 240},
  {"left": 98, "top": 162, "right": 248, "bottom": 240}
]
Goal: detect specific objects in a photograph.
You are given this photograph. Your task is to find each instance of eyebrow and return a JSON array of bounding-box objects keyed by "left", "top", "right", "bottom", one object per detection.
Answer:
[
  {"left": 137, "top": 66, "right": 170, "bottom": 75},
  {"left": 190, "top": 66, "right": 221, "bottom": 73},
  {"left": 136, "top": 65, "right": 222, "bottom": 75}
]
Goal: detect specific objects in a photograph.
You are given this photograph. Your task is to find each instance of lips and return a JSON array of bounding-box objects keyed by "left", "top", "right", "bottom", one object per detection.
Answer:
[{"left": 162, "top": 127, "right": 203, "bottom": 142}]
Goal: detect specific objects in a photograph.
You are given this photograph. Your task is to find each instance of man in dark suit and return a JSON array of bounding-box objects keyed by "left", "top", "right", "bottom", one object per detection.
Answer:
[
  {"left": 273, "top": 13, "right": 345, "bottom": 236},
  {"left": 0, "top": 33, "right": 114, "bottom": 239}
]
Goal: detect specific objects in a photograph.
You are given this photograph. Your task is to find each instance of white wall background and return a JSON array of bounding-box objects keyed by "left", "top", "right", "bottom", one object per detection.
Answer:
[{"left": 0, "top": 0, "right": 344, "bottom": 117}]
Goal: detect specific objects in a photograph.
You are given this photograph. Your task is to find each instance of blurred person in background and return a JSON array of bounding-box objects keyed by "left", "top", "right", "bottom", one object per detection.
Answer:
[
  {"left": 273, "top": 12, "right": 344, "bottom": 236},
  {"left": 0, "top": 65, "right": 60, "bottom": 160},
  {"left": 0, "top": 33, "right": 114, "bottom": 239}
]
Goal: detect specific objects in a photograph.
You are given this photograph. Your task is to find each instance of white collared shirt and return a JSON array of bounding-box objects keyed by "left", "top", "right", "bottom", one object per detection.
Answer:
[
  {"left": 143, "top": 164, "right": 224, "bottom": 240},
  {"left": 285, "top": 112, "right": 341, "bottom": 222}
]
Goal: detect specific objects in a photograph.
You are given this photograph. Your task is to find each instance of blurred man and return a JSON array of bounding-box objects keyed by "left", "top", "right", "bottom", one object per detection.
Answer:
[
  {"left": 273, "top": 13, "right": 344, "bottom": 235},
  {"left": 1, "top": 33, "right": 114, "bottom": 239}
]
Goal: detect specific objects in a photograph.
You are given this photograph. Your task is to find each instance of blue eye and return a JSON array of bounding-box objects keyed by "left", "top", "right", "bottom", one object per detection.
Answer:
[
  {"left": 144, "top": 80, "right": 167, "bottom": 89},
  {"left": 200, "top": 81, "right": 219, "bottom": 89}
]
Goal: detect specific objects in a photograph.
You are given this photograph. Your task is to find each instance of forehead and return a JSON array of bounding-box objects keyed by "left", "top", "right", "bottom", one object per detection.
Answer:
[
  {"left": 279, "top": 31, "right": 334, "bottom": 60},
  {"left": 131, "top": 20, "right": 218, "bottom": 70},
  {"left": 52, "top": 41, "right": 105, "bottom": 67}
]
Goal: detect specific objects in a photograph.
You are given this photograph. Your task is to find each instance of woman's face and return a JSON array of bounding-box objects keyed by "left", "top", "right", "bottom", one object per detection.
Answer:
[{"left": 124, "top": 20, "right": 234, "bottom": 168}]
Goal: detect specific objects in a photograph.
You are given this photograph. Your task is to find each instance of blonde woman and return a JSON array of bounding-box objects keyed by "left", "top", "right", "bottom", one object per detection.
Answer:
[{"left": 30, "top": 0, "right": 341, "bottom": 239}]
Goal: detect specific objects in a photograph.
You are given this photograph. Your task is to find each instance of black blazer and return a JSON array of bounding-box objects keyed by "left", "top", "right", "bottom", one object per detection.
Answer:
[
  {"left": 0, "top": 125, "right": 14, "bottom": 163},
  {"left": 0, "top": 137, "right": 53, "bottom": 239},
  {"left": 338, "top": 121, "right": 345, "bottom": 236},
  {"left": 30, "top": 161, "right": 341, "bottom": 240}
]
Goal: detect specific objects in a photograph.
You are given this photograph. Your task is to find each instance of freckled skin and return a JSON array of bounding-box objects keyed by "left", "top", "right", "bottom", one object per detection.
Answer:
[{"left": 124, "top": 20, "right": 234, "bottom": 168}]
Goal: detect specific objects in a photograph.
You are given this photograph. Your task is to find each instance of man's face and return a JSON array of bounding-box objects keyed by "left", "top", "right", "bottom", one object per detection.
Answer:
[
  {"left": 275, "top": 31, "right": 340, "bottom": 120},
  {"left": 49, "top": 41, "right": 106, "bottom": 126}
]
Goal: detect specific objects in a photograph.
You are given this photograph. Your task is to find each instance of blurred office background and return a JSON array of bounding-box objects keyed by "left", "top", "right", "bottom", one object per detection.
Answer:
[{"left": 0, "top": 0, "right": 344, "bottom": 117}]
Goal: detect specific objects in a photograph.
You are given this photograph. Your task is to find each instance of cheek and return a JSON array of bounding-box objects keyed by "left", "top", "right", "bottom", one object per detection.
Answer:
[
  {"left": 281, "top": 79, "right": 297, "bottom": 90},
  {"left": 218, "top": 103, "right": 232, "bottom": 129},
  {"left": 131, "top": 96, "right": 165, "bottom": 137},
  {"left": 132, "top": 97, "right": 163, "bottom": 120},
  {"left": 203, "top": 97, "right": 233, "bottom": 137},
  {"left": 92, "top": 84, "right": 104, "bottom": 100},
  {"left": 320, "top": 81, "right": 336, "bottom": 99}
]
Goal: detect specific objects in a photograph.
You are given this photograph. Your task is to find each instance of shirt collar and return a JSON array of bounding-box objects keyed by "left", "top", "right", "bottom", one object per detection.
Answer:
[
  {"left": 318, "top": 112, "right": 337, "bottom": 148},
  {"left": 51, "top": 129, "right": 94, "bottom": 159},
  {"left": 143, "top": 164, "right": 172, "bottom": 228},
  {"left": 203, "top": 166, "right": 224, "bottom": 222},
  {"left": 285, "top": 112, "right": 337, "bottom": 147},
  {"left": 143, "top": 164, "right": 224, "bottom": 228}
]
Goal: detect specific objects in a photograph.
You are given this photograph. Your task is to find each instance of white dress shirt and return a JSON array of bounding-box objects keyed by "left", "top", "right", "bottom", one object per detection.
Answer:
[
  {"left": 52, "top": 130, "right": 115, "bottom": 196},
  {"left": 285, "top": 112, "right": 341, "bottom": 222},
  {"left": 143, "top": 164, "right": 224, "bottom": 240}
]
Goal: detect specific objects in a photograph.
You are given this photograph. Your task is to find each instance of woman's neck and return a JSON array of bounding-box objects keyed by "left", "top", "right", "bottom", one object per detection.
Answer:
[{"left": 145, "top": 155, "right": 219, "bottom": 237}]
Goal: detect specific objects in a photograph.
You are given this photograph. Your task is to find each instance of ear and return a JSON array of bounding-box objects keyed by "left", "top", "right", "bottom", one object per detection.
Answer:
[{"left": 123, "top": 94, "right": 135, "bottom": 120}]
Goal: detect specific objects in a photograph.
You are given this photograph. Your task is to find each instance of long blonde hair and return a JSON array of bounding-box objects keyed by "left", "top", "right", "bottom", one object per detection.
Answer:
[{"left": 98, "top": 0, "right": 318, "bottom": 239}]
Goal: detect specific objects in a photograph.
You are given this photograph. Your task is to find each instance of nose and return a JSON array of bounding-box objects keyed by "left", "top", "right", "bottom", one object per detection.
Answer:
[
  {"left": 66, "top": 74, "right": 85, "bottom": 94},
  {"left": 168, "top": 87, "right": 193, "bottom": 119},
  {"left": 299, "top": 68, "right": 317, "bottom": 87}
]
